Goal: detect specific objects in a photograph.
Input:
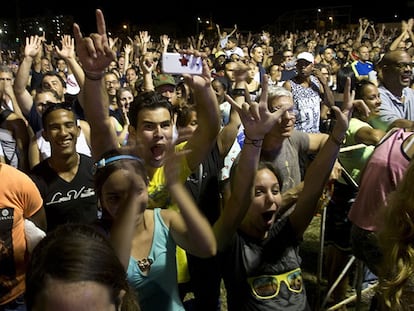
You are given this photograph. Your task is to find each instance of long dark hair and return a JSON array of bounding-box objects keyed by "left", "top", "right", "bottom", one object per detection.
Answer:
[{"left": 25, "top": 223, "right": 141, "bottom": 311}]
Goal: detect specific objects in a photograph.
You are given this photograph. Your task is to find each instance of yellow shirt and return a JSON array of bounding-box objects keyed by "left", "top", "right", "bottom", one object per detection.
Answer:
[{"left": 146, "top": 141, "right": 192, "bottom": 283}]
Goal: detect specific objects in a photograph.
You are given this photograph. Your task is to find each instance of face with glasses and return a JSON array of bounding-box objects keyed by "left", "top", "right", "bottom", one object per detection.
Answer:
[
  {"left": 104, "top": 73, "right": 120, "bottom": 96},
  {"left": 381, "top": 51, "right": 414, "bottom": 88},
  {"left": 267, "top": 93, "right": 296, "bottom": 138},
  {"left": 392, "top": 62, "right": 414, "bottom": 70}
]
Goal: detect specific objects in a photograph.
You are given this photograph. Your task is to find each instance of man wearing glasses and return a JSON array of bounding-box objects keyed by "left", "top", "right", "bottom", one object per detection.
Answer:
[{"left": 370, "top": 50, "right": 414, "bottom": 131}]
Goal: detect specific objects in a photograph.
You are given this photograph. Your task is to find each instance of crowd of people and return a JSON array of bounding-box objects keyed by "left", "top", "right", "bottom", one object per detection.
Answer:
[{"left": 1, "top": 7, "right": 414, "bottom": 311}]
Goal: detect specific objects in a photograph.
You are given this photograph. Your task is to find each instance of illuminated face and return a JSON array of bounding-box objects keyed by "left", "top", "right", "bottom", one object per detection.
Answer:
[
  {"left": 361, "top": 84, "right": 381, "bottom": 117},
  {"left": 131, "top": 107, "right": 173, "bottom": 168},
  {"left": 41, "top": 76, "right": 65, "bottom": 100},
  {"left": 105, "top": 73, "right": 120, "bottom": 96},
  {"left": 118, "top": 90, "right": 134, "bottom": 113},
  {"left": 42, "top": 109, "right": 80, "bottom": 156},
  {"left": 225, "top": 62, "right": 237, "bottom": 82},
  {"left": 268, "top": 95, "right": 296, "bottom": 138},
  {"left": 243, "top": 168, "right": 282, "bottom": 237},
  {"left": 269, "top": 65, "right": 282, "bottom": 82}
]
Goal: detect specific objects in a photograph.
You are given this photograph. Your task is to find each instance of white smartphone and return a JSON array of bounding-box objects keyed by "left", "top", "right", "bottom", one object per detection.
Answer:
[{"left": 162, "top": 52, "right": 203, "bottom": 75}]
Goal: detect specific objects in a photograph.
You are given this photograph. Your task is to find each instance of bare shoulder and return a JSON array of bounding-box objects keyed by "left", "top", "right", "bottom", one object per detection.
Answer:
[{"left": 159, "top": 208, "right": 177, "bottom": 227}]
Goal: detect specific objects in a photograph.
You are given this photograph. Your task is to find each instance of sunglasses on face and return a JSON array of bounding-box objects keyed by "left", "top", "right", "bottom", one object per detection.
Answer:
[{"left": 247, "top": 268, "right": 303, "bottom": 299}]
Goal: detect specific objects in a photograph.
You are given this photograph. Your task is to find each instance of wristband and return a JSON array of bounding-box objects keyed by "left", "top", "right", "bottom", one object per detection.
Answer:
[
  {"left": 244, "top": 131, "right": 264, "bottom": 148},
  {"left": 232, "top": 88, "right": 245, "bottom": 97},
  {"left": 329, "top": 135, "right": 344, "bottom": 146},
  {"left": 84, "top": 70, "right": 104, "bottom": 81}
]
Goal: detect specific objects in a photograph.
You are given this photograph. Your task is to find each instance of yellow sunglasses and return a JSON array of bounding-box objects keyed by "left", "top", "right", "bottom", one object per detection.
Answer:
[{"left": 247, "top": 268, "right": 303, "bottom": 299}]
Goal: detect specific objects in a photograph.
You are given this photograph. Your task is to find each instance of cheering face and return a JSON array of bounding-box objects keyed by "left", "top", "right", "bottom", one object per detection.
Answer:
[
  {"left": 244, "top": 168, "right": 282, "bottom": 237},
  {"left": 382, "top": 51, "right": 413, "bottom": 89},
  {"left": 131, "top": 107, "right": 173, "bottom": 168},
  {"left": 104, "top": 73, "right": 121, "bottom": 96}
]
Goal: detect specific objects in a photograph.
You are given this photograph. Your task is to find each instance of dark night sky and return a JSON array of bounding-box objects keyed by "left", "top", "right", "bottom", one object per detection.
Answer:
[{"left": 2, "top": 0, "right": 412, "bottom": 36}]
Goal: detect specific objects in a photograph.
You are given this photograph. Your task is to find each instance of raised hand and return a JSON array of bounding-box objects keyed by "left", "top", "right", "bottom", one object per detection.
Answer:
[
  {"left": 178, "top": 50, "right": 213, "bottom": 91},
  {"left": 55, "top": 35, "right": 76, "bottom": 60},
  {"left": 225, "top": 75, "right": 293, "bottom": 140},
  {"left": 24, "top": 35, "right": 43, "bottom": 59},
  {"left": 73, "top": 9, "right": 116, "bottom": 75}
]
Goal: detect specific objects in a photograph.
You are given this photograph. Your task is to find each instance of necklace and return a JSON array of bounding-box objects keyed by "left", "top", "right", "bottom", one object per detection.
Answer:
[{"left": 137, "top": 258, "right": 153, "bottom": 272}]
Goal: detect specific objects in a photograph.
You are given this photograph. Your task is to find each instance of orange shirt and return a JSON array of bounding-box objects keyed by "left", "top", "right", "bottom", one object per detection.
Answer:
[{"left": 0, "top": 163, "right": 43, "bottom": 305}]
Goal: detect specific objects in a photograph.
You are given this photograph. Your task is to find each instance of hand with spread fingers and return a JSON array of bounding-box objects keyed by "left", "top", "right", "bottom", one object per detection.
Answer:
[{"left": 225, "top": 74, "right": 293, "bottom": 141}]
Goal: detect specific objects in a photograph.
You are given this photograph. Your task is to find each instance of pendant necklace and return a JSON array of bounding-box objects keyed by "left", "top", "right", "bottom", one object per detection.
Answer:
[{"left": 137, "top": 258, "right": 153, "bottom": 272}]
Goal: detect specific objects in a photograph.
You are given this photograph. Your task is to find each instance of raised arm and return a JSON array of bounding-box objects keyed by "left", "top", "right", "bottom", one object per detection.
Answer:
[
  {"left": 73, "top": 9, "right": 118, "bottom": 161},
  {"left": 55, "top": 35, "right": 85, "bottom": 106},
  {"left": 214, "top": 75, "right": 293, "bottom": 250},
  {"left": 215, "top": 61, "right": 247, "bottom": 158},
  {"left": 181, "top": 50, "right": 221, "bottom": 172},
  {"left": 163, "top": 147, "right": 217, "bottom": 258},
  {"left": 109, "top": 160, "right": 148, "bottom": 269},
  {"left": 13, "top": 35, "right": 43, "bottom": 117},
  {"left": 290, "top": 77, "right": 353, "bottom": 238}
]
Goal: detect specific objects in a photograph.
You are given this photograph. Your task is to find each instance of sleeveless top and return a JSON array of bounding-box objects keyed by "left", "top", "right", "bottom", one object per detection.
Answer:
[
  {"left": 0, "top": 109, "right": 18, "bottom": 168},
  {"left": 127, "top": 208, "right": 185, "bottom": 311},
  {"left": 0, "top": 128, "right": 18, "bottom": 168},
  {"left": 348, "top": 128, "right": 414, "bottom": 231},
  {"left": 290, "top": 75, "right": 322, "bottom": 133},
  {"left": 29, "top": 154, "right": 98, "bottom": 232}
]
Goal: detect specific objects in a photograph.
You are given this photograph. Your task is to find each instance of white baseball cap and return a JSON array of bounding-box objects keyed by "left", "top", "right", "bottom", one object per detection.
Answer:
[{"left": 296, "top": 52, "right": 315, "bottom": 64}]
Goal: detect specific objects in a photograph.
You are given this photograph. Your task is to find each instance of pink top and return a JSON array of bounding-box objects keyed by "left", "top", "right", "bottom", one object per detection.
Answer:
[{"left": 348, "top": 128, "right": 414, "bottom": 231}]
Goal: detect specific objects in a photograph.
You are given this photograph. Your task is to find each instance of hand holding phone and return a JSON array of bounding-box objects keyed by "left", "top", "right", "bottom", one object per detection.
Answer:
[{"left": 162, "top": 52, "right": 203, "bottom": 75}]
